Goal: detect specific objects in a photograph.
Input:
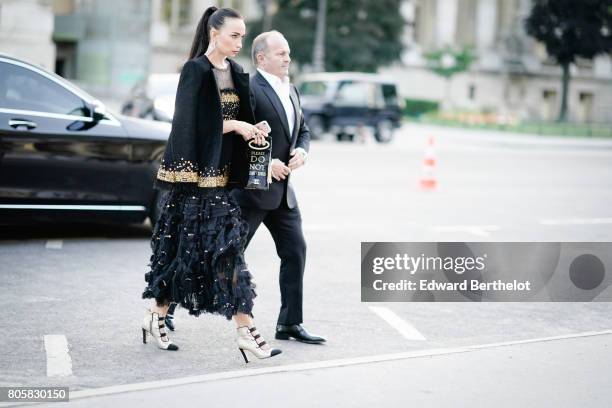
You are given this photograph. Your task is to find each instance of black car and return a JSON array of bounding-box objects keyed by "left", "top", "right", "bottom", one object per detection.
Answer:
[
  {"left": 0, "top": 54, "right": 170, "bottom": 226},
  {"left": 297, "top": 72, "right": 403, "bottom": 143}
]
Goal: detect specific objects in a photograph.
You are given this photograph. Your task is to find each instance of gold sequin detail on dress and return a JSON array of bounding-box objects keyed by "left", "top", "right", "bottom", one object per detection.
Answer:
[
  {"left": 220, "top": 90, "right": 240, "bottom": 120},
  {"left": 156, "top": 159, "right": 230, "bottom": 187}
]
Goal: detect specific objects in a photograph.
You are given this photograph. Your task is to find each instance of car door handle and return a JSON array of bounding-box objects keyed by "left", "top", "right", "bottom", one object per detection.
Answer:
[{"left": 9, "top": 119, "right": 37, "bottom": 130}]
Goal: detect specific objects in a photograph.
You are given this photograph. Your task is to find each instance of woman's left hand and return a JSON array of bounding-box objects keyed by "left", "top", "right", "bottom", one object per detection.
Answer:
[{"left": 225, "top": 120, "right": 268, "bottom": 145}]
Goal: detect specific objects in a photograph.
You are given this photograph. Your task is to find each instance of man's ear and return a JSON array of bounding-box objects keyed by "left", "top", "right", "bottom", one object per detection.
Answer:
[{"left": 256, "top": 52, "right": 265, "bottom": 66}]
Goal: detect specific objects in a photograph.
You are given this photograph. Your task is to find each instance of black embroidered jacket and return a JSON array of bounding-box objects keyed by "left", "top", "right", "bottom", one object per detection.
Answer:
[{"left": 156, "top": 56, "right": 254, "bottom": 190}]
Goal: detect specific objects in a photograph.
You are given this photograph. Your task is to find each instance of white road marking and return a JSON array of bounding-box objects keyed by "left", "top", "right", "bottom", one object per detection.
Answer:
[
  {"left": 67, "top": 329, "right": 612, "bottom": 401},
  {"left": 45, "top": 240, "right": 63, "bottom": 250},
  {"left": 540, "top": 217, "right": 612, "bottom": 226},
  {"left": 431, "top": 225, "right": 500, "bottom": 237},
  {"left": 43, "top": 334, "right": 72, "bottom": 377},
  {"left": 0, "top": 204, "right": 145, "bottom": 211},
  {"left": 368, "top": 306, "right": 427, "bottom": 341}
]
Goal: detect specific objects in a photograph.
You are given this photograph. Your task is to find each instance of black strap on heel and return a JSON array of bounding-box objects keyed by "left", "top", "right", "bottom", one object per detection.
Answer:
[
  {"left": 157, "top": 316, "right": 168, "bottom": 340},
  {"left": 249, "top": 327, "right": 267, "bottom": 348}
]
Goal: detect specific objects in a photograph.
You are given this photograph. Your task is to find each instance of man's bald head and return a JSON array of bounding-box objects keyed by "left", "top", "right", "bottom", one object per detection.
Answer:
[{"left": 251, "top": 31, "right": 291, "bottom": 79}]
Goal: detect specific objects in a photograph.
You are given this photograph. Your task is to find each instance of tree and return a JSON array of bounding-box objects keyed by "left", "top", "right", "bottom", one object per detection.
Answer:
[
  {"left": 424, "top": 46, "right": 475, "bottom": 111},
  {"left": 525, "top": 0, "right": 612, "bottom": 122},
  {"left": 247, "top": 0, "right": 405, "bottom": 72},
  {"left": 424, "top": 47, "right": 475, "bottom": 79}
]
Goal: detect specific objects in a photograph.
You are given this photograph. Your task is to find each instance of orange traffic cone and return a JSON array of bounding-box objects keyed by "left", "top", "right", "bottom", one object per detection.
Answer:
[{"left": 419, "top": 136, "right": 437, "bottom": 191}]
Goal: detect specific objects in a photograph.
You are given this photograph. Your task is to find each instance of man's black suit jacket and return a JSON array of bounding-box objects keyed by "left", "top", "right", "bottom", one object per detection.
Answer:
[{"left": 232, "top": 71, "right": 310, "bottom": 210}]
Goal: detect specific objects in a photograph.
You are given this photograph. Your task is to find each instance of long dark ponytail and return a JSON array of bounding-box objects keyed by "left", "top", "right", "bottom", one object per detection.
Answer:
[{"left": 189, "top": 6, "right": 242, "bottom": 60}]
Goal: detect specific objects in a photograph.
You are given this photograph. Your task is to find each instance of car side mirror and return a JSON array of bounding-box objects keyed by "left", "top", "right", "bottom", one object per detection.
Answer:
[{"left": 92, "top": 100, "right": 106, "bottom": 122}]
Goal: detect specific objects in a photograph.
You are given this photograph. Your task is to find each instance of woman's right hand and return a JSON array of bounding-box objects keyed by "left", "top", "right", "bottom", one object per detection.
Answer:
[{"left": 230, "top": 120, "right": 268, "bottom": 145}]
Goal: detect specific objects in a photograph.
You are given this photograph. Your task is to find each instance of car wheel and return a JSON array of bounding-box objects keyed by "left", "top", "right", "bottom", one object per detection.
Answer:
[
  {"left": 375, "top": 119, "right": 395, "bottom": 143},
  {"left": 307, "top": 115, "right": 325, "bottom": 140}
]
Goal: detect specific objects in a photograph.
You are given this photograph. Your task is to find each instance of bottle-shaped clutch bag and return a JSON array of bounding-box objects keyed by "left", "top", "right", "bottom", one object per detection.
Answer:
[{"left": 245, "top": 138, "right": 272, "bottom": 190}]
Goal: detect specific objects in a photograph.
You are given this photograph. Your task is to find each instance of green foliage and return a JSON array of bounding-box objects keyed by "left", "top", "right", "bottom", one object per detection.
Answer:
[
  {"left": 247, "top": 0, "right": 405, "bottom": 72},
  {"left": 403, "top": 98, "right": 439, "bottom": 117},
  {"left": 524, "top": 0, "right": 612, "bottom": 66},
  {"left": 424, "top": 47, "right": 475, "bottom": 78},
  {"left": 524, "top": 0, "right": 611, "bottom": 121}
]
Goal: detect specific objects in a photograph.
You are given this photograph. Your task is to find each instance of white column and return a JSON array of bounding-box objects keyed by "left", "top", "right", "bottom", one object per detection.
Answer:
[
  {"left": 151, "top": 0, "right": 162, "bottom": 23},
  {"left": 401, "top": 0, "right": 416, "bottom": 46},
  {"left": 400, "top": 0, "right": 419, "bottom": 64},
  {"left": 476, "top": 0, "right": 497, "bottom": 50},
  {"left": 150, "top": 0, "right": 167, "bottom": 46},
  {"left": 170, "top": 0, "right": 180, "bottom": 31},
  {"left": 436, "top": 0, "right": 458, "bottom": 47}
]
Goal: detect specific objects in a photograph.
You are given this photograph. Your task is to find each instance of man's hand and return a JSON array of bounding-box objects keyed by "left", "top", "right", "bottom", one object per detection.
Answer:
[
  {"left": 271, "top": 159, "right": 291, "bottom": 181},
  {"left": 288, "top": 149, "right": 306, "bottom": 170}
]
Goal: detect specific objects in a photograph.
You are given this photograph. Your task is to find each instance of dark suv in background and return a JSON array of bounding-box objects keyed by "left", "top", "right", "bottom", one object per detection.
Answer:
[
  {"left": 297, "top": 72, "right": 403, "bottom": 143},
  {"left": 0, "top": 54, "right": 170, "bottom": 226}
]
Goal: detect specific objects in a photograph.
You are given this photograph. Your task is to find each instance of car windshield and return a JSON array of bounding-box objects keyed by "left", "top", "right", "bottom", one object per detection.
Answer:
[
  {"left": 148, "top": 76, "right": 180, "bottom": 98},
  {"left": 299, "top": 81, "right": 328, "bottom": 97}
]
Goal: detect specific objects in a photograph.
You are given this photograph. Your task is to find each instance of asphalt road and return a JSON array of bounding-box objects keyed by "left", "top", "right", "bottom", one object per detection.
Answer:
[{"left": 1, "top": 123, "right": 611, "bottom": 406}]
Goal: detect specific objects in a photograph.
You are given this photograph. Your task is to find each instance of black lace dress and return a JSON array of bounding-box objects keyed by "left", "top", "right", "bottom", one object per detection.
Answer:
[{"left": 142, "top": 65, "right": 255, "bottom": 320}]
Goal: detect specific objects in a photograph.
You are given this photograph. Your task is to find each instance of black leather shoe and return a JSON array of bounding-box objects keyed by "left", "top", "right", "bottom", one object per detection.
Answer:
[{"left": 275, "top": 324, "right": 326, "bottom": 344}]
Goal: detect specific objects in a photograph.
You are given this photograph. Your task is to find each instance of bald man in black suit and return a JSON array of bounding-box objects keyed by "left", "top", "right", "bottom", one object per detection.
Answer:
[{"left": 232, "top": 30, "right": 326, "bottom": 344}]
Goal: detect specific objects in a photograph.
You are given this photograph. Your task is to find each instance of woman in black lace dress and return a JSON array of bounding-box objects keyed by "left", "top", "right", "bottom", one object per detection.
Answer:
[{"left": 141, "top": 6, "right": 281, "bottom": 362}]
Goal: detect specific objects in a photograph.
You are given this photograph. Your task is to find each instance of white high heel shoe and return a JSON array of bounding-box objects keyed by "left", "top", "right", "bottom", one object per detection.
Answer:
[
  {"left": 142, "top": 309, "right": 179, "bottom": 351},
  {"left": 236, "top": 326, "right": 281, "bottom": 363}
]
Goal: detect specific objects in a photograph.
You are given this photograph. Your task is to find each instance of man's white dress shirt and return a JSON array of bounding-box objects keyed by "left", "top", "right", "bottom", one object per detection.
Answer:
[
  {"left": 257, "top": 68, "right": 295, "bottom": 135},
  {"left": 257, "top": 68, "right": 307, "bottom": 161}
]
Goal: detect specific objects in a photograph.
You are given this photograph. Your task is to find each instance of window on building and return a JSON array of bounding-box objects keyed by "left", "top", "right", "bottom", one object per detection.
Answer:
[
  {"left": 575, "top": 57, "right": 594, "bottom": 70},
  {"left": 578, "top": 91, "right": 594, "bottom": 123},
  {"left": 468, "top": 84, "right": 476, "bottom": 100},
  {"left": 541, "top": 89, "right": 558, "bottom": 120},
  {"left": 55, "top": 41, "right": 77, "bottom": 79}
]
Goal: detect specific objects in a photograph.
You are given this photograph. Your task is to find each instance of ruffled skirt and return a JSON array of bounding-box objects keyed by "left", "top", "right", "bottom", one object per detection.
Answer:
[{"left": 142, "top": 187, "right": 256, "bottom": 319}]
